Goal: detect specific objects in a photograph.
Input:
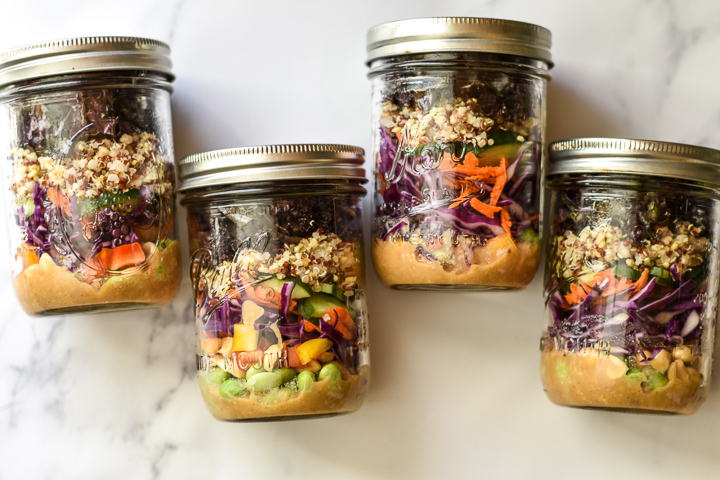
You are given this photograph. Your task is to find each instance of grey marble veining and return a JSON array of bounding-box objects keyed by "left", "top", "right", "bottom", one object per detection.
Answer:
[{"left": 2, "top": 1, "right": 720, "bottom": 479}]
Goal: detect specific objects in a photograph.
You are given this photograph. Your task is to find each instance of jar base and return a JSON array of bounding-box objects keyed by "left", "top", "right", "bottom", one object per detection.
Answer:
[
  {"left": 34, "top": 302, "right": 165, "bottom": 316},
  {"left": 564, "top": 405, "right": 686, "bottom": 416},
  {"left": 391, "top": 284, "right": 520, "bottom": 292},
  {"left": 212, "top": 410, "right": 354, "bottom": 423}
]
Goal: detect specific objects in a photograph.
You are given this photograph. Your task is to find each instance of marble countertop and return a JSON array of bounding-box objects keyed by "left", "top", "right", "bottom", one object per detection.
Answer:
[{"left": 2, "top": 1, "right": 720, "bottom": 478}]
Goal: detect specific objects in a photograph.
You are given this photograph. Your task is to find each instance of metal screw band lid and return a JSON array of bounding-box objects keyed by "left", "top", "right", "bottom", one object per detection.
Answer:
[
  {"left": 0, "top": 36, "right": 173, "bottom": 88},
  {"left": 548, "top": 137, "right": 720, "bottom": 186},
  {"left": 178, "top": 144, "right": 367, "bottom": 192},
  {"left": 366, "top": 17, "right": 552, "bottom": 66}
]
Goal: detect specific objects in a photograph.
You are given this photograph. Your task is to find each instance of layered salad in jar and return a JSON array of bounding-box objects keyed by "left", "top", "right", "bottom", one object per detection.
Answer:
[
  {"left": 372, "top": 88, "right": 542, "bottom": 290},
  {"left": 541, "top": 188, "right": 716, "bottom": 414},
  {"left": 7, "top": 94, "right": 180, "bottom": 315},
  {"left": 189, "top": 196, "right": 369, "bottom": 421}
]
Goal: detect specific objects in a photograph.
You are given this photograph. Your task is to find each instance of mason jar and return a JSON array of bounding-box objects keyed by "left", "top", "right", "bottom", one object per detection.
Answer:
[
  {"left": 179, "top": 145, "right": 370, "bottom": 422},
  {"left": 366, "top": 18, "right": 552, "bottom": 291},
  {"left": 0, "top": 37, "right": 181, "bottom": 315},
  {"left": 541, "top": 138, "right": 720, "bottom": 415}
]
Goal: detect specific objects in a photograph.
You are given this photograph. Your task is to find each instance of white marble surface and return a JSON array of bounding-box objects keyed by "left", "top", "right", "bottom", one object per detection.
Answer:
[{"left": 2, "top": 0, "right": 720, "bottom": 478}]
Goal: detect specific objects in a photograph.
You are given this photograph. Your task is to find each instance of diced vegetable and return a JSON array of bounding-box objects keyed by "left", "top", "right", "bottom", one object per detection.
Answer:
[
  {"left": 220, "top": 378, "right": 248, "bottom": 398},
  {"left": 77, "top": 188, "right": 142, "bottom": 217},
  {"left": 614, "top": 261, "right": 642, "bottom": 281},
  {"left": 296, "top": 338, "right": 333, "bottom": 365},
  {"left": 299, "top": 293, "right": 348, "bottom": 319},
  {"left": 19, "top": 244, "right": 40, "bottom": 269},
  {"left": 232, "top": 324, "right": 259, "bottom": 352},
  {"left": 95, "top": 242, "right": 146, "bottom": 271},
  {"left": 319, "top": 282, "right": 345, "bottom": 301},
  {"left": 649, "top": 267, "right": 674, "bottom": 287}
]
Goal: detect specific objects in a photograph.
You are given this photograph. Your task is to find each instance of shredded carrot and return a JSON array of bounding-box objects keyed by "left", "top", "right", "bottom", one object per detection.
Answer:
[
  {"left": 322, "top": 306, "right": 355, "bottom": 340},
  {"left": 304, "top": 321, "right": 321, "bottom": 333},
  {"left": 563, "top": 266, "right": 652, "bottom": 306},
  {"left": 500, "top": 208, "right": 512, "bottom": 235},
  {"left": 488, "top": 158, "right": 507, "bottom": 207},
  {"left": 469, "top": 198, "right": 502, "bottom": 218},
  {"left": 564, "top": 282, "right": 591, "bottom": 305},
  {"left": 634, "top": 268, "right": 649, "bottom": 291}
]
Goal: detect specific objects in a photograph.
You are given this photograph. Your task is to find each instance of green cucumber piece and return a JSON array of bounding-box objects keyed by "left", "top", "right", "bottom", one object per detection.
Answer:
[
  {"left": 649, "top": 267, "right": 674, "bottom": 287},
  {"left": 20, "top": 196, "right": 35, "bottom": 217},
  {"left": 686, "top": 264, "right": 708, "bottom": 283},
  {"left": 299, "top": 293, "right": 347, "bottom": 319},
  {"left": 614, "top": 261, "right": 642, "bottom": 281},
  {"left": 78, "top": 188, "right": 142, "bottom": 217},
  {"left": 258, "top": 275, "right": 312, "bottom": 299},
  {"left": 319, "top": 282, "right": 346, "bottom": 302}
]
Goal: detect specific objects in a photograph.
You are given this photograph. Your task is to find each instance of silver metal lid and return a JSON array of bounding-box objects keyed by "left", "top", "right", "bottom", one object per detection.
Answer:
[
  {"left": 178, "top": 144, "right": 367, "bottom": 192},
  {"left": 0, "top": 36, "right": 173, "bottom": 88},
  {"left": 548, "top": 138, "right": 720, "bottom": 185},
  {"left": 366, "top": 17, "right": 552, "bottom": 65}
]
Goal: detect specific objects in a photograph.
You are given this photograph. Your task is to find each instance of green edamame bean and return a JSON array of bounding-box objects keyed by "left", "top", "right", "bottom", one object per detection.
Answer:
[
  {"left": 245, "top": 366, "right": 264, "bottom": 381},
  {"left": 297, "top": 369, "right": 315, "bottom": 392},
  {"left": 274, "top": 367, "right": 297, "bottom": 385},
  {"left": 318, "top": 363, "right": 342, "bottom": 382},
  {"left": 247, "top": 372, "right": 283, "bottom": 393},
  {"left": 219, "top": 378, "right": 248, "bottom": 399},
  {"left": 205, "top": 368, "right": 230, "bottom": 385}
]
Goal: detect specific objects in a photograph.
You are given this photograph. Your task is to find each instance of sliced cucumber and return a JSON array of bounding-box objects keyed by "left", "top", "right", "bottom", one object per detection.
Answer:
[
  {"left": 299, "top": 293, "right": 348, "bottom": 319},
  {"left": 613, "top": 261, "right": 642, "bottom": 281},
  {"left": 649, "top": 267, "right": 674, "bottom": 287},
  {"left": 258, "top": 275, "right": 312, "bottom": 299},
  {"left": 319, "top": 282, "right": 346, "bottom": 302},
  {"left": 78, "top": 188, "right": 142, "bottom": 217},
  {"left": 20, "top": 196, "right": 35, "bottom": 217},
  {"left": 686, "top": 264, "right": 707, "bottom": 283}
]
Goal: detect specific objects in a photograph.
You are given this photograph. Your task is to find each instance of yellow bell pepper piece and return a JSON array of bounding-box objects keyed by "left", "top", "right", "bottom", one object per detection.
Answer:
[
  {"left": 296, "top": 338, "right": 333, "bottom": 365},
  {"left": 232, "top": 323, "right": 258, "bottom": 352}
]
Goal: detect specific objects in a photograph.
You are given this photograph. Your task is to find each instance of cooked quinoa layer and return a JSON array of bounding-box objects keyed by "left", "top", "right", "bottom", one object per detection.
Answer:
[
  {"left": 11, "top": 132, "right": 170, "bottom": 201},
  {"left": 554, "top": 221, "right": 708, "bottom": 278},
  {"left": 379, "top": 97, "right": 536, "bottom": 144},
  {"left": 202, "top": 231, "right": 361, "bottom": 298}
]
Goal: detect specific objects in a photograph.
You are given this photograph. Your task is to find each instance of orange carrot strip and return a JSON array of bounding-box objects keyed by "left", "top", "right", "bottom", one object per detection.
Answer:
[
  {"left": 489, "top": 158, "right": 508, "bottom": 207},
  {"left": 634, "top": 268, "right": 650, "bottom": 291},
  {"left": 469, "top": 198, "right": 502, "bottom": 218},
  {"left": 323, "top": 306, "right": 355, "bottom": 340},
  {"left": 500, "top": 208, "right": 512, "bottom": 235}
]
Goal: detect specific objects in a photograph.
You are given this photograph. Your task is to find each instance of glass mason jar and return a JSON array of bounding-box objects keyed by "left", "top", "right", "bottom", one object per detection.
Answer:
[
  {"left": 179, "top": 145, "right": 370, "bottom": 422},
  {"left": 541, "top": 138, "right": 720, "bottom": 415},
  {"left": 0, "top": 37, "right": 181, "bottom": 315},
  {"left": 366, "top": 18, "right": 552, "bottom": 290}
]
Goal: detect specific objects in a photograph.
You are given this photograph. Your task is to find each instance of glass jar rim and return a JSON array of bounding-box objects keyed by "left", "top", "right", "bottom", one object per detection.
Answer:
[
  {"left": 548, "top": 137, "right": 720, "bottom": 186},
  {"left": 0, "top": 36, "right": 173, "bottom": 89},
  {"left": 178, "top": 144, "right": 367, "bottom": 192},
  {"left": 366, "top": 17, "right": 552, "bottom": 67}
]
